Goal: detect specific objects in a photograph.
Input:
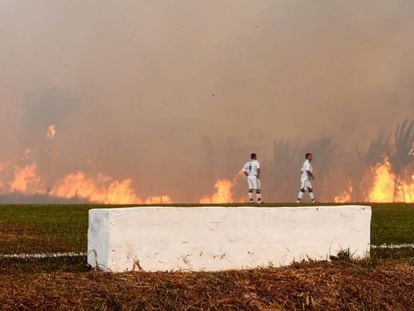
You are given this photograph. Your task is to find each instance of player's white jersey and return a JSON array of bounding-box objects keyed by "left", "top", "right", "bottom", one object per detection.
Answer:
[
  {"left": 300, "top": 159, "right": 313, "bottom": 180},
  {"left": 243, "top": 160, "right": 260, "bottom": 177}
]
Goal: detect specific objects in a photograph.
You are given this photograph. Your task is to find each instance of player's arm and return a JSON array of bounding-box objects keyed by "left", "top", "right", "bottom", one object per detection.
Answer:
[
  {"left": 242, "top": 163, "right": 249, "bottom": 177},
  {"left": 307, "top": 170, "right": 315, "bottom": 180},
  {"left": 304, "top": 162, "right": 315, "bottom": 180},
  {"left": 256, "top": 162, "right": 261, "bottom": 178}
]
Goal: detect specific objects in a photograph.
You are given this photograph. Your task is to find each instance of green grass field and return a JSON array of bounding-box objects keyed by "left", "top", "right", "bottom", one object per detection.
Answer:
[{"left": 0, "top": 203, "right": 413, "bottom": 254}]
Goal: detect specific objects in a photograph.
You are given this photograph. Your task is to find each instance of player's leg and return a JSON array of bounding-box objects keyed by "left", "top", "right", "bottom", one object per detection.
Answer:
[
  {"left": 306, "top": 181, "right": 316, "bottom": 203},
  {"left": 307, "top": 188, "right": 316, "bottom": 203},
  {"left": 247, "top": 176, "right": 254, "bottom": 203},
  {"left": 255, "top": 178, "right": 263, "bottom": 204},
  {"left": 297, "top": 180, "right": 306, "bottom": 203},
  {"left": 248, "top": 189, "right": 254, "bottom": 203}
]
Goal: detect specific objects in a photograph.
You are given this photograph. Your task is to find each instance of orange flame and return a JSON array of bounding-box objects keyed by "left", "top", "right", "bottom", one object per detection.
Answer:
[
  {"left": 334, "top": 183, "right": 353, "bottom": 203},
  {"left": 334, "top": 155, "right": 414, "bottom": 203},
  {"left": 400, "top": 175, "right": 414, "bottom": 203},
  {"left": 200, "top": 179, "right": 234, "bottom": 204},
  {"left": 367, "top": 157, "right": 414, "bottom": 203},
  {"left": 0, "top": 148, "right": 180, "bottom": 204},
  {"left": 368, "top": 159, "right": 395, "bottom": 202},
  {"left": 0, "top": 147, "right": 242, "bottom": 204},
  {"left": 10, "top": 163, "right": 44, "bottom": 195},
  {"left": 3, "top": 149, "right": 414, "bottom": 204},
  {"left": 49, "top": 172, "right": 142, "bottom": 204},
  {"left": 0, "top": 149, "right": 180, "bottom": 204}
]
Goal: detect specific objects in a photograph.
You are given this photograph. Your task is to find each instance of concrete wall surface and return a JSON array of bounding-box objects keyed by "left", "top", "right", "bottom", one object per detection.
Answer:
[{"left": 88, "top": 206, "right": 371, "bottom": 272}]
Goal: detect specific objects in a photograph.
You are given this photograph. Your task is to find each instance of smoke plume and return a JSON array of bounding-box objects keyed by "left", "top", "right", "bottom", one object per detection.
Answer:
[{"left": 0, "top": 0, "right": 413, "bottom": 203}]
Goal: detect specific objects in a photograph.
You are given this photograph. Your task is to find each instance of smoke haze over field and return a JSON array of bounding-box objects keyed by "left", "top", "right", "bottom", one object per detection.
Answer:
[{"left": 0, "top": 0, "right": 413, "bottom": 202}]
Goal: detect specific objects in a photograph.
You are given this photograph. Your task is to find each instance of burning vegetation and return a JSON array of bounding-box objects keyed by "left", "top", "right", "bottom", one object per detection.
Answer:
[
  {"left": 199, "top": 179, "right": 235, "bottom": 204},
  {"left": 0, "top": 120, "right": 413, "bottom": 204},
  {"left": 335, "top": 120, "right": 414, "bottom": 203}
]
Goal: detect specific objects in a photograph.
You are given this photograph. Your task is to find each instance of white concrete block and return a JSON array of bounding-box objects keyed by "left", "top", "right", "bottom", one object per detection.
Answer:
[{"left": 87, "top": 206, "right": 371, "bottom": 272}]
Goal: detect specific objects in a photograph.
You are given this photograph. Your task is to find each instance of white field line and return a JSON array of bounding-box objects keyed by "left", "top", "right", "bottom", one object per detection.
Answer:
[
  {"left": 0, "top": 252, "right": 86, "bottom": 259},
  {"left": 371, "top": 243, "right": 414, "bottom": 249},
  {"left": 1, "top": 244, "right": 414, "bottom": 259}
]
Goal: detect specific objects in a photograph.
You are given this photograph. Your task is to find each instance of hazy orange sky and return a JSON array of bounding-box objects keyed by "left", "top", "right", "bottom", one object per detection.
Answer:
[{"left": 0, "top": 0, "right": 413, "bottom": 201}]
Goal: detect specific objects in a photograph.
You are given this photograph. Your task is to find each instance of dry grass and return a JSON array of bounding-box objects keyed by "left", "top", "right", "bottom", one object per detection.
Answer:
[{"left": 0, "top": 260, "right": 414, "bottom": 310}]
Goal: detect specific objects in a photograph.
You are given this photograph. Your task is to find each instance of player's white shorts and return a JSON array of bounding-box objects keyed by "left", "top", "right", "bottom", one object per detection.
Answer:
[
  {"left": 300, "top": 179, "right": 313, "bottom": 190},
  {"left": 247, "top": 175, "right": 261, "bottom": 190}
]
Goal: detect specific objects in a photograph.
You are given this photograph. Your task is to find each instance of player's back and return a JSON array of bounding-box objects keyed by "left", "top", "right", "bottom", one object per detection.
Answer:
[{"left": 244, "top": 160, "right": 260, "bottom": 176}]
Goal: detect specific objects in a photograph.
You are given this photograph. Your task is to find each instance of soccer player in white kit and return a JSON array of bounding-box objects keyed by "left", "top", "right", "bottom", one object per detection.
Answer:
[
  {"left": 242, "top": 153, "right": 263, "bottom": 204},
  {"left": 297, "top": 153, "right": 316, "bottom": 203}
]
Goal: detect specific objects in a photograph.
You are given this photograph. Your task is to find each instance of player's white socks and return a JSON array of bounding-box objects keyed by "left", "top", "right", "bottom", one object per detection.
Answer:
[
  {"left": 248, "top": 192, "right": 254, "bottom": 202},
  {"left": 256, "top": 193, "right": 262, "bottom": 202},
  {"left": 298, "top": 191, "right": 304, "bottom": 201},
  {"left": 309, "top": 192, "right": 315, "bottom": 201}
]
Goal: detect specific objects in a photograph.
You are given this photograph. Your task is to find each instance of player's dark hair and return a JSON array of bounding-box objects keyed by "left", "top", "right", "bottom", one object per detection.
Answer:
[
  {"left": 305, "top": 153, "right": 312, "bottom": 159},
  {"left": 251, "top": 153, "right": 257, "bottom": 159}
]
